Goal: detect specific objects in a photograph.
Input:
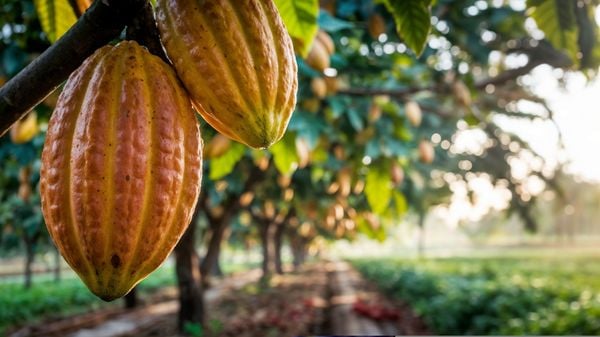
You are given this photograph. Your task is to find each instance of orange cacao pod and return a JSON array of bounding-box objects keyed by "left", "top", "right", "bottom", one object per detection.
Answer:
[
  {"left": 419, "top": 140, "right": 435, "bottom": 164},
  {"left": 368, "top": 13, "right": 386, "bottom": 39},
  {"left": 156, "top": 0, "right": 298, "bottom": 149},
  {"left": 305, "top": 39, "right": 331, "bottom": 72},
  {"left": 40, "top": 41, "right": 202, "bottom": 301},
  {"left": 311, "top": 77, "right": 328, "bottom": 99},
  {"left": 316, "top": 30, "right": 335, "bottom": 55}
]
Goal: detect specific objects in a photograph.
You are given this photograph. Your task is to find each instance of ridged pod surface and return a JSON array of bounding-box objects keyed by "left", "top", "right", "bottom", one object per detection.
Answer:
[
  {"left": 156, "top": 0, "right": 298, "bottom": 149},
  {"left": 40, "top": 41, "right": 202, "bottom": 301}
]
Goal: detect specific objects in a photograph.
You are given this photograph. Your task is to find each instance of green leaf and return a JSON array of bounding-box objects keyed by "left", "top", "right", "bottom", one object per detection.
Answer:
[
  {"left": 270, "top": 133, "right": 299, "bottom": 176},
  {"left": 527, "top": 0, "right": 578, "bottom": 62},
  {"left": 393, "top": 190, "right": 408, "bottom": 216},
  {"left": 365, "top": 163, "right": 392, "bottom": 215},
  {"left": 209, "top": 143, "right": 245, "bottom": 180},
  {"left": 382, "top": 0, "right": 432, "bottom": 56},
  {"left": 34, "top": 0, "right": 77, "bottom": 43},
  {"left": 274, "top": 0, "right": 320, "bottom": 56}
]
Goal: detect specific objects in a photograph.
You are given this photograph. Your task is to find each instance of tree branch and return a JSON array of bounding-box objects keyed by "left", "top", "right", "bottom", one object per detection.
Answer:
[
  {"left": 0, "top": 0, "right": 146, "bottom": 136},
  {"left": 126, "top": 1, "right": 169, "bottom": 63}
]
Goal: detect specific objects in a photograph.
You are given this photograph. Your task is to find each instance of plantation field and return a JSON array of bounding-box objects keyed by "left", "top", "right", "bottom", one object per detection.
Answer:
[{"left": 351, "top": 254, "right": 600, "bottom": 335}]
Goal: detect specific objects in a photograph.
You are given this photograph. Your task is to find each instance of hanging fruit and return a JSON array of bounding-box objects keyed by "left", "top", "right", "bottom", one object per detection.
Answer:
[
  {"left": 40, "top": 41, "right": 202, "bottom": 301},
  {"left": 156, "top": 0, "right": 298, "bottom": 149}
]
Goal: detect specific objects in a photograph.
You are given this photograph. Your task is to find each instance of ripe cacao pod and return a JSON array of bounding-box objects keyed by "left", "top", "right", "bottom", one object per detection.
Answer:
[
  {"left": 40, "top": 41, "right": 202, "bottom": 301},
  {"left": 405, "top": 100, "right": 422, "bottom": 127},
  {"left": 419, "top": 140, "right": 435, "bottom": 164},
  {"left": 204, "top": 134, "right": 232, "bottom": 159},
  {"left": 368, "top": 103, "right": 382, "bottom": 122},
  {"left": 10, "top": 112, "right": 39, "bottom": 144},
  {"left": 156, "top": 0, "right": 298, "bottom": 149},
  {"left": 311, "top": 77, "right": 328, "bottom": 99},
  {"left": 390, "top": 162, "right": 404, "bottom": 186},
  {"left": 452, "top": 80, "right": 472, "bottom": 107},
  {"left": 305, "top": 39, "right": 331, "bottom": 72},
  {"left": 316, "top": 30, "right": 335, "bottom": 55},
  {"left": 368, "top": 13, "right": 386, "bottom": 39}
]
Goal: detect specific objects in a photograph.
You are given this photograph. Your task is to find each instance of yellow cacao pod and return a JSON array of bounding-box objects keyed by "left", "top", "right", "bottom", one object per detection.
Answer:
[
  {"left": 10, "top": 112, "right": 39, "bottom": 144},
  {"left": 305, "top": 39, "right": 331, "bottom": 72},
  {"left": 156, "top": 0, "right": 298, "bottom": 149},
  {"left": 311, "top": 77, "right": 328, "bottom": 99},
  {"left": 40, "top": 41, "right": 202, "bottom": 301},
  {"left": 405, "top": 100, "right": 422, "bottom": 127},
  {"left": 316, "top": 30, "right": 335, "bottom": 55}
]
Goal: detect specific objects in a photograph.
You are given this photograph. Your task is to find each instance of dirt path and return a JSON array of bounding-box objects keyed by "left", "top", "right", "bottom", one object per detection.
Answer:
[{"left": 8, "top": 269, "right": 262, "bottom": 337}]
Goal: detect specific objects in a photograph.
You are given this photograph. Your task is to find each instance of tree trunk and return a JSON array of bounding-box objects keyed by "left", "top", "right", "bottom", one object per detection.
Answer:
[
  {"left": 200, "top": 217, "right": 228, "bottom": 287},
  {"left": 53, "top": 245, "right": 61, "bottom": 283},
  {"left": 417, "top": 212, "right": 426, "bottom": 258},
  {"left": 124, "top": 287, "right": 138, "bottom": 308},
  {"left": 23, "top": 238, "right": 35, "bottom": 289},
  {"left": 289, "top": 233, "right": 306, "bottom": 270},
  {"left": 174, "top": 209, "right": 204, "bottom": 330},
  {"left": 259, "top": 220, "right": 273, "bottom": 278},
  {"left": 273, "top": 222, "right": 286, "bottom": 275}
]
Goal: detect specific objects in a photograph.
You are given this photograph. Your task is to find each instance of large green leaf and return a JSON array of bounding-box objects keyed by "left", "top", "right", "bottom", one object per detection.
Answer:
[
  {"left": 365, "top": 163, "right": 392, "bottom": 215},
  {"left": 209, "top": 143, "right": 246, "bottom": 180},
  {"left": 270, "top": 133, "right": 299, "bottom": 176},
  {"left": 527, "top": 0, "right": 578, "bottom": 62},
  {"left": 382, "top": 0, "right": 431, "bottom": 56},
  {"left": 34, "top": 0, "right": 77, "bottom": 43},
  {"left": 274, "top": 0, "right": 320, "bottom": 56}
]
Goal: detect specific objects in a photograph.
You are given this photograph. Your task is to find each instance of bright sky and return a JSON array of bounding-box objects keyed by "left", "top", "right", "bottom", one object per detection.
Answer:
[{"left": 496, "top": 66, "right": 600, "bottom": 183}]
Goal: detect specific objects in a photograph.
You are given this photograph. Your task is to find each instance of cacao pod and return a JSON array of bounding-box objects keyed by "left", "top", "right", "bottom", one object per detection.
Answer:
[
  {"left": 74, "top": 0, "right": 92, "bottom": 15},
  {"left": 301, "top": 98, "right": 321, "bottom": 113},
  {"left": 452, "top": 80, "right": 472, "bottom": 107},
  {"left": 368, "top": 13, "right": 386, "bottom": 39},
  {"left": 40, "top": 41, "right": 202, "bottom": 301},
  {"left": 419, "top": 140, "right": 435, "bottom": 164},
  {"left": 324, "top": 76, "right": 339, "bottom": 95},
  {"left": 311, "top": 77, "right": 328, "bottom": 99},
  {"left": 405, "top": 100, "right": 422, "bottom": 127},
  {"left": 295, "top": 137, "right": 310, "bottom": 169},
  {"left": 156, "top": 0, "right": 298, "bottom": 149},
  {"left": 390, "top": 162, "right": 404, "bottom": 186},
  {"left": 305, "top": 39, "right": 331, "bottom": 72},
  {"left": 368, "top": 103, "right": 382, "bottom": 122},
  {"left": 10, "top": 112, "right": 39, "bottom": 144},
  {"left": 204, "top": 134, "right": 232, "bottom": 159},
  {"left": 18, "top": 183, "right": 32, "bottom": 202},
  {"left": 337, "top": 167, "right": 352, "bottom": 197},
  {"left": 316, "top": 30, "right": 335, "bottom": 55}
]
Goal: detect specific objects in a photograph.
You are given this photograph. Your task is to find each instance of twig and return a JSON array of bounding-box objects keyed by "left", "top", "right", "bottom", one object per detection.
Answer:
[{"left": 0, "top": 0, "right": 146, "bottom": 136}]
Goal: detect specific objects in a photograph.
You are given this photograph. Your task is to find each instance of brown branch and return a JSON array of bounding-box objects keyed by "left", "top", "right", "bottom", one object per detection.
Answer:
[
  {"left": 337, "top": 60, "right": 546, "bottom": 99},
  {"left": 0, "top": 0, "right": 146, "bottom": 136},
  {"left": 126, "top": 1, "right": 169, "bottom": 63}
]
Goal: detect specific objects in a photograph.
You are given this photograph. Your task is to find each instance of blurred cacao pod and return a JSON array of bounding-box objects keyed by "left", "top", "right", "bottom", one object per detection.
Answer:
[
  {"left": 390, "top": 162, "right": 404, "bottom": 186},
  {"left": 156, "top": 0, "right": 298, "bottom": 149},
  {"left": 405, "top": 100, "right": 422, "bottom": 127},
  {"left": 368, "top": 103, "right": 382, "bottom": 122},
  {"left": 204, "top": 134, "right": 232, "bottom": 159},
  {"left": 305, "top": 39, "right": 331, "bottom": 72},
  {"left": 18, "top": 183, "right": 32, "bottom": 202},
  {"left": 316, "top": 30, "right": 335, "bottom": 55},
  {"left": 295, "top": 137, "right": 311, "bottom": 169},
  {"left": 419, "top": 140, "right": 435, "bottom": 164},
  {"left": 10, "top": 112, "right": 39, "bottom": 144},
  {"left": 368, "top": 13, "right": 386, "bottom": 39},
  {"left": 324, "top": 76, "right": 339, "bottom": 95},
  {"left": 452, "top": 80, "right": 472, "bottom": 107},
  {"left": 40, "top": 41, "right": 202, "bottom": 301},
  {"left": 311, "top": 77, "right": 328, "bottom": 99}
]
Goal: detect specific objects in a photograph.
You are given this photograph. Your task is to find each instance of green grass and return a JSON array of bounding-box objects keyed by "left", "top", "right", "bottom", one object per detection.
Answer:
[
  {"left": 0, "top": 258, "right": 259, "bottom": 334},
  {"left": 0, "top": 263, "right": 176, "bottom": 334},
  {"left": 351, "top": 255, "right": 600, "bottom": 335}
]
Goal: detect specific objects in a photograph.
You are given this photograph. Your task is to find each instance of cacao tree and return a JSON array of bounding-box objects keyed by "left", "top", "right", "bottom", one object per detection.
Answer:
[{"left": 1, "top": 0, "right": 599, "bottom": 333}]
